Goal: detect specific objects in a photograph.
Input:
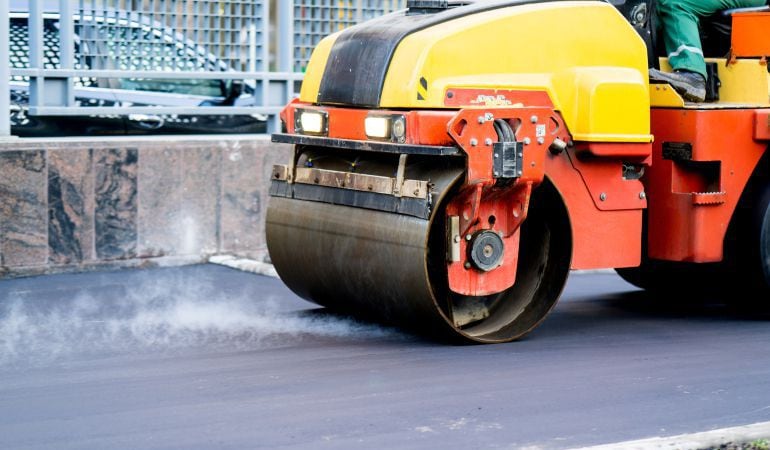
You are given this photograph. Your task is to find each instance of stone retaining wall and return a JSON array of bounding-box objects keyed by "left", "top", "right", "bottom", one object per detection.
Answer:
[{"left": 0, "top": 135, "right": 290, "bottom": 278}]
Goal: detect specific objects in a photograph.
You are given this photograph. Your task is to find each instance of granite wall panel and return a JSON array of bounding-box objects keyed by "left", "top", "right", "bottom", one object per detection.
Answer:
[
  {"left": 1, "top": 136, "right": 282, "bottom": 277},
  {"left": 220, "top": 141, "right": 271, "bottom": 257},
  {"left": 48, "top": 149, "right": 94, "bottom": 264},
  {"left": 137, "top": 145, "right": 219, "bottom": 257},
  {"left": 0, "top": 151, "right": 48, "bottom": 267},
  {"left": 181, "top": 146, "right": 220, "bottom": 255},
  {"left": 94, "top": 148, "right": 138, "bottom": 260}
]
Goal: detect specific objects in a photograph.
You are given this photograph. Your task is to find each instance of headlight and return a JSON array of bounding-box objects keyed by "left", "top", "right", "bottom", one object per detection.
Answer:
[
  {"left": 365, "top": 116, "right": 392, "bottom": 139},
  {"left": 295, "top": 109, "right": 328, "bottom": 135},
  {"left": 365, "top": 114, "right": 407, "bottom": 143}
]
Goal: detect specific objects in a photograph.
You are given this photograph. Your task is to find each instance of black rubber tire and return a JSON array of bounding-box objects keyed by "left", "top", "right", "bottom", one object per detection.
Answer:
[
  {"left": 738, "top": 182, "right": 770, "bottom": 297},
  {"left": 760, "top": 189, "right": 770, "bottom": 290},
  {"left": 615, "top": 261, "right": 723, "bottom": 297}
]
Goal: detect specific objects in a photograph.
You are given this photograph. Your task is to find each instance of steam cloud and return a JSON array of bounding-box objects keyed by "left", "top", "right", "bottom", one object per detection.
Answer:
[{"left": 0, "top": 269, "right": 396, "bottom": 368}]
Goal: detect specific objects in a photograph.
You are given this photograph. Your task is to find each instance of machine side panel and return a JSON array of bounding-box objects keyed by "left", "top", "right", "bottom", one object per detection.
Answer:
[
  {"left": 647, "top": 108, "right": 769, "bottom": 262},
  {"left": 544, "top": 149, "right": 643, "bottom": 270}
]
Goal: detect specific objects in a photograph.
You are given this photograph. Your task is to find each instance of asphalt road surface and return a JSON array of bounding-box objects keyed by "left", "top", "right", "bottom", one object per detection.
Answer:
[{"left": 1, "top": 264, "right": 770, "bottom": 450}]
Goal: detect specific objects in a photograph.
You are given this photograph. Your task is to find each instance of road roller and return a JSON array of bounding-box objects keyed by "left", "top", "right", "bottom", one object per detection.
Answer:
[{"left": 266, "top": 0, "right": 770, "bottom": 343}]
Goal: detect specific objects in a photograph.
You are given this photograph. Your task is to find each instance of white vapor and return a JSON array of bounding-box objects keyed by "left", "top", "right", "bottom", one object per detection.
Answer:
[{"left": 0, "top": 271, "right": 396, "bottom": 368}]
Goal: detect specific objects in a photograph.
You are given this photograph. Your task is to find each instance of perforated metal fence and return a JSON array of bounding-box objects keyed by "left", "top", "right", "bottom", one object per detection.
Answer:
[
  {"left": 292, "top": 0, "right": 405, "bottom": 72},
  {"left": 1, "top": 0, "right": 408, "bottom": 136},
  {"left": 75, "top": 0, "right": 268, "bottom": 73}
]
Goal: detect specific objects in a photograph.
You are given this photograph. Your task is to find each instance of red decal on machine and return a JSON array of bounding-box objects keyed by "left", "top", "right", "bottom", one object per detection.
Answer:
[{"left": 444, "top": 89, "right": 554, "bottom": 108}]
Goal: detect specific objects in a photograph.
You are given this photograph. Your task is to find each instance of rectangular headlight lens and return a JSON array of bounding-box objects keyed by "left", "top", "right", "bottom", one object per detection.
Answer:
[
  {"left": 295, "top": 109, "right": 328, "bottom": 135},
  {"left": 365, "top": 116, "right": 392, "bottom": 139}
]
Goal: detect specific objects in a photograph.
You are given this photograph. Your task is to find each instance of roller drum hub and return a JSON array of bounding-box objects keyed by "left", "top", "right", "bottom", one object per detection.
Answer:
[{"left": 468, "top": 230, "right": 504, "bottom": 272}]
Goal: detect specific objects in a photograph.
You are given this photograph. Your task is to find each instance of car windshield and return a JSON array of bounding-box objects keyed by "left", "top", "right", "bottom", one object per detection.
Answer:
[{"left": 117, "top": 78, "right": 223, "bottom": 97}]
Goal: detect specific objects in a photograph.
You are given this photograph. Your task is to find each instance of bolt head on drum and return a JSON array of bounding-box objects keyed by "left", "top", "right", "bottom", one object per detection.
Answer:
[{"left": 468, "top": 230, "right": 505, "bottom": 271}]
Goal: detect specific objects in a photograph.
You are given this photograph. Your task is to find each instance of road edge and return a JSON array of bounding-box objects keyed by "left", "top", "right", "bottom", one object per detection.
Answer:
[
  {"left": 567, "top": 421, "right": 770, "bottom": 450},
  {"left": 208, "top": 255, "right": 615, "bottom": 279},
  {"left": 209, "top": 255, "right": 279, "bottom": 278}
]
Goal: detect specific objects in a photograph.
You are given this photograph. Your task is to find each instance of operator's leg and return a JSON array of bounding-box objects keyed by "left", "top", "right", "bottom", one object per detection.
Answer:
[
  {"left": 652, "top": 0, "right": 766, "bottom": 101},
  {"left": 657, "top": 0, "right": 766, "bottom": 79}
]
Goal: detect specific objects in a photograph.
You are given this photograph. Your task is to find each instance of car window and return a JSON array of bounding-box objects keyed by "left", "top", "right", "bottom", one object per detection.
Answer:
[{"left": 117, "top": 78, "right": 223, "bottom": 97}]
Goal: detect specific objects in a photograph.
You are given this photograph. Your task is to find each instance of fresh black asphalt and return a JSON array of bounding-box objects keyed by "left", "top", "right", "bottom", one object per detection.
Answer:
[{"left": 1, "top": 264, "right": 769, "bottom": 449}]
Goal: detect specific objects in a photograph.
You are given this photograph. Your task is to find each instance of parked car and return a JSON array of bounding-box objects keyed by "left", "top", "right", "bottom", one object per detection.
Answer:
[{"left": 8, "top": 11, "right": 267, "bottom": 137}]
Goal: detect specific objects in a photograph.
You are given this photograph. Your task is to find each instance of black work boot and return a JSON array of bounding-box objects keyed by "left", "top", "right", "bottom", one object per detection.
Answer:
[{"left": 649, "top": 69, "right": 707, "bottom": 103}]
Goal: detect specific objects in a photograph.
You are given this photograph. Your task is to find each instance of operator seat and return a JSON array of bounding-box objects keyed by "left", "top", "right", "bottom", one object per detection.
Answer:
[{"left": 701, "top": 5, "right": 770, "bottom": 57}]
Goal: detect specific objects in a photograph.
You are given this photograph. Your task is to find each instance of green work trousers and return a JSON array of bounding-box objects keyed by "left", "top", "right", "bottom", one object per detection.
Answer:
[{"left": 657, "top": 0, "right": 767, "bottom": 78}]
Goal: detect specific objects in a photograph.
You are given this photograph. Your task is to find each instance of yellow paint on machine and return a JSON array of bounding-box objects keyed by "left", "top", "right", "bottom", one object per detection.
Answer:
[
  {"left": 300, "top": 1, "right": 652, "bottom": 144},
  {"left": 650, "top": 58, "right": 770, "bottom": 108},
  {"left": 299, "top": 31, "right": 341, "bottom": 104},
  {"left": 382, "top": 1, "right": 652, "bottom": 143}
]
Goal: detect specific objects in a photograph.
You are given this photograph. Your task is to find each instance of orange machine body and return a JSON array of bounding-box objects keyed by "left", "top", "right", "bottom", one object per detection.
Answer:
[
  {"left": 281, "top": 90, "right": 651, "bottom": 294},
  {"left": 281, "top": 97, "right": 769, "bottom": 287},
  {"left": 647, "top": 108, "right": 770, "bottom": 262}
]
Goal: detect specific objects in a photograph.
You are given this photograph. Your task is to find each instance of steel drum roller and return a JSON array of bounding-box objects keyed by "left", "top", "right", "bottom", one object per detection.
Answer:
[
  {"left": 266, "top": 152, "right": 571, "bottom": 343},
  {"left": 267, "top": 160, "right": 463, "bottom": 337}
]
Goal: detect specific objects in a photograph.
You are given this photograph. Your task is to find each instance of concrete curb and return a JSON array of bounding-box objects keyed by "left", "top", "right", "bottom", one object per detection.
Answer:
[
  {"left": 0, "top": 255, "right": 207, "bottom": 280},
  {"left": 209, "top": 255, "right": 279, "bottom": 278},
  {"left": 4, "top": 134, "right": 272, "bottom": 146},
  {"left": 567, "top": 421, "right": 770, "bottom": 450},
  {"left": 208, "top": 256, "right": 614, "bottom": 278},
  {"left": 573, "top": 269, "right": 615, "bottom": 275}
]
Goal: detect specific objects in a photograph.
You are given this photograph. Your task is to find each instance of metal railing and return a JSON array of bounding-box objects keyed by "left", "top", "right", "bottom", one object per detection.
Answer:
[{"left": 2, "top": 0, "right": 406, "bottom": 136}]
